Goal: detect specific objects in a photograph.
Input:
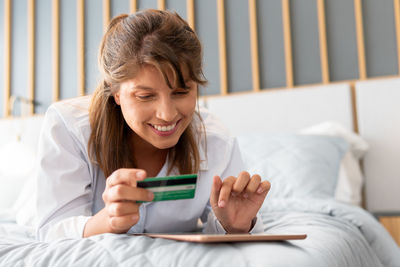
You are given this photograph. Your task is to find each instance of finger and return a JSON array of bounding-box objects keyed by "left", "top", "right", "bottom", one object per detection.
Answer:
[
  {"left": 106, "top": 168, "right": 147, "bottom": 188},
  {"left": 105, "top": 185, "right": 154, "bottom": 202},
  {"left": 256, "top": 180, "right": 271, "bottom": 195},
  {"left": 218, "top": 176, "right": 236, "bottom": 208},
  {"left": 232, "top": 171, "right": 251, "bottom": 194},
  {"left": 109, "top": 213, "right": 140, "bottom": 232},
  {"left": 210, "top": 176, "right": 222, "bottom": 208},
  {"left": 245, "top": 174, "right": 262, "bottom": 194},
  {"left": 107, "top": 202, "right": 140, "bottom": 217}
]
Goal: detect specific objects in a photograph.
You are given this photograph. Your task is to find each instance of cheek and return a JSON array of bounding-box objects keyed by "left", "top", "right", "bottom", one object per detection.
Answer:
[
  {"left": 120, "top": 101, "right": 150, "bottom": 126},
  {"left": 180, "top": 95, "right": 197, "bottom": 116}
]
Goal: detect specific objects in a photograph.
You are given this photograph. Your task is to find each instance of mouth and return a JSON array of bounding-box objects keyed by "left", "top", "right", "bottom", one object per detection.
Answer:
[{"left": 149, "top": 120, "right": 180, "bottom": 136}]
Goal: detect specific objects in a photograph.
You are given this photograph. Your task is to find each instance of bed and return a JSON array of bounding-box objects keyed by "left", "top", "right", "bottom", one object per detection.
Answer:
[
  {"left": 0, "top": 81, "right": 399, "bottom": 266},
  {"left": 1, "top": 0, "right": 400, "bottom": 264}
]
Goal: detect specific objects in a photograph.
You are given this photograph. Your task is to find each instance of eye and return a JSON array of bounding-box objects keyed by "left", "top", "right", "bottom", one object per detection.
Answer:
[
  {"left": 136, "top": 94, "right": 154, "bottom": 100},
  {"left": 173, "top": 90, "right": 189, "bottom": 96}
]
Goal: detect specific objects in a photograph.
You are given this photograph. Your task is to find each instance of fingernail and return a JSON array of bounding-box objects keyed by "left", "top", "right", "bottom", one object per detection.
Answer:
[
  {"left": 132, "top": 215, "right": 139, "bottom": 221},
  {"left": 231, "top": 192, "right": 238, "bottom": 197},
  {"left": 257, "top": 187, "right": 264, "bottom": 194},
  {"left": 148, "top": 192, "right": 154, "bottom": 199},
  {"left": 136, "top": 171, "right": 146, "bottom": 179},
  {"left": 218, "top": 200, "right": 225, "bottom": 208},
  {"left": 243, "top": 193, "right": 249, "bottom": 198}
]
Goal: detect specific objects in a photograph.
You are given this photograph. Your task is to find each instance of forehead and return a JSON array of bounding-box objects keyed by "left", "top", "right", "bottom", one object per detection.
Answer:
[{"left": 125, "top": 64, "right": 190, "bottom": 88}]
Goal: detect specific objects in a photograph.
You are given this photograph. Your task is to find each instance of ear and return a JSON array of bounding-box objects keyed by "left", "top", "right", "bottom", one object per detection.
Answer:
[{"left": 113, "top": 91, "right": 121, "bottom": 105}]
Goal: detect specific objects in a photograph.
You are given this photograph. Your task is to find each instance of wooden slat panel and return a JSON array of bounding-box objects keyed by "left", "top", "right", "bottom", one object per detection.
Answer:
[
  {"left": 354, "top": 0, "right": 367, "bottom": 79},
  {"left": 217, "top": 0, "right": 228, "bottom": 95},
  {"left": 158, "top": 0, "right": 165, "bottom": 10},
  {"left": 187, "top": 0, "right": 195, "bottom": 30},
  {"left": 317, "top": 0, "right": 329, "bottom": 84},
  {"left": 249, "top": 0, "right": 260, "bottom": 92},
  {"left": 77, "top": 0, "right": 85, "bottom": 96},
  {"left": 4, "top": 0, "right": 11, "bottom": 117},
  {"left": 52, "top": 0, "right": 60, "bottom": 102},
  {"left": 103, "top": 0, "right": 110, "bottom": 32},
  {"left": 395, "top": 0, "right": 400, "bottom": 74},
  {"left": 282, "top": 0, "right": 293, "bottom": 88},
  {"left": 28, "top": 0, "right": 35, "bottom": 114},
  {"left": 130, "top": 0, "right": 137, "bottom": 13}
]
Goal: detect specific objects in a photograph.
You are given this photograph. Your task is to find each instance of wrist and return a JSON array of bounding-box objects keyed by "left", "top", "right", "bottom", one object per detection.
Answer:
[{"left": 223, "top": 218, "right": 256, "bottom": 234}]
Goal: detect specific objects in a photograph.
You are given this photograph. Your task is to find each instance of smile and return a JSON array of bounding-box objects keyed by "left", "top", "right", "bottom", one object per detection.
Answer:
[{"left": 150, "top": 121, "right": 178, "bottom": 132}]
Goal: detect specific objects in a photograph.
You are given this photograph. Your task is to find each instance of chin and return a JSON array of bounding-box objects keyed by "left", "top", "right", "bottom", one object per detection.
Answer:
[{"left": 152, "top": 139, "right": 179, "bottom": 150}]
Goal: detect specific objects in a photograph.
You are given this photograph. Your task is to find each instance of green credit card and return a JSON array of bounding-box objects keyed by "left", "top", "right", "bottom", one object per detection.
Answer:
[{"left": 136, "top": 174, "right": 197, "bottom": 202}]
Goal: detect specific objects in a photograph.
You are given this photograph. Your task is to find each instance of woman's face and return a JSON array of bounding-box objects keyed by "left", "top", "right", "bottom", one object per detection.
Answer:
[{"left": 114, "top": 65, "right": 197, "bottom": 151}]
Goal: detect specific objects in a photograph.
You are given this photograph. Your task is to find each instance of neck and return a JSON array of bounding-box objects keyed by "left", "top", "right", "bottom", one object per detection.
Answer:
[{"left": 130, "top": 132, "right": 169, "bottom": 177}]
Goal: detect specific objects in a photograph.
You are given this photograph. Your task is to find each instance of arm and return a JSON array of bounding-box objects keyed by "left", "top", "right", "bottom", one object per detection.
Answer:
[
  {"left": 35, "top": 105, "right": 154, "bottom": 241},
  {"left": 35, "top": 105, "right": 94, "bottom": 241}
]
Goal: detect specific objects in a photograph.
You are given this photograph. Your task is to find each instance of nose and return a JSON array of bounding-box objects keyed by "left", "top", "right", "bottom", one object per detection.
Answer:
[{"left": 156, "top": 96, "right": 178, "bottom": 122}]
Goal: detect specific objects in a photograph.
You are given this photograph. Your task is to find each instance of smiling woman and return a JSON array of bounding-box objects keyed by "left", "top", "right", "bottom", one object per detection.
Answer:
[
  {"left": 34, "top": 9, "right": 270, "bottom": 242},
  {"left": 114, "top": 65, "right": 198, "bottom": 169}
]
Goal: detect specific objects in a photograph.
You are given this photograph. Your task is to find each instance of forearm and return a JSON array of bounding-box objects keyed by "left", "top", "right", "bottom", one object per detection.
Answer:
[{"left": 83, "top": 208, "right": 113, "bottom": 237}]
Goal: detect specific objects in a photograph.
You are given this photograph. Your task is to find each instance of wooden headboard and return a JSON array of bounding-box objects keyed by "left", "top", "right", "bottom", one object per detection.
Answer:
[{"left": 2, "top": 0, "right": 400, "bottom": 118}]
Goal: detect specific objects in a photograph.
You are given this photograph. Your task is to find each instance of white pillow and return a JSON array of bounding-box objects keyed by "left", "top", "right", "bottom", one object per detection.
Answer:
[
  {"left": 299, "top": 121, "right": 369, "bottom": 206},
  {"left": 0, "top": 116, "right": 43, "bottom": 221}
]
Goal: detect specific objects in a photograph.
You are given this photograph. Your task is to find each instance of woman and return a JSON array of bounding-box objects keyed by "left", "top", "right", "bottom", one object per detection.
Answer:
[{"left": 35, "top": 9, "right": 270, "bottom": 241}]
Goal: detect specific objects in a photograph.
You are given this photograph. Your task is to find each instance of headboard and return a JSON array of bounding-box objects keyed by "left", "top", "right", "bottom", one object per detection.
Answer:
[
  {"left": 202, "top": 83, "right": 354, "bottom": 135},
  {"left": 356, "top": 78, "right": 400, "bottom": 213}
]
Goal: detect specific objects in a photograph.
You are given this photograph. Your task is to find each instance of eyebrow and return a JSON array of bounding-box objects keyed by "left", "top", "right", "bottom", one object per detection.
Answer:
[
  {"left": 132, "top": 85, "right": 154, "bottom": 91},
  {"left": 132, "top": 80, "right": 193, "bottom": 91}
]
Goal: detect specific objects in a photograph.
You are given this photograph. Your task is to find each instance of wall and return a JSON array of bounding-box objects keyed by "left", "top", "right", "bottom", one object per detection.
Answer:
[{"left": 0, "top": 0, "right": 399, "bottom": 116}]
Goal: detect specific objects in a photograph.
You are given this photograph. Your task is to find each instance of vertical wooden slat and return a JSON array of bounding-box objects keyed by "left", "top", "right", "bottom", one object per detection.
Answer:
[
  {"left": 354, "top": 0, "right": 367, "bottom": 79},
  {"left": 217, "top": 0, "right": 228, "bottom": 95},
  {"left": 28, "top": 0, "right": 35, "bottom": 114},
  {"left": 249, "top": 0, "right": 260, "bottom": 92},
  {"left": 317, "top": 0, "right": 329, "bottom": 84},
  {"left": 282, "top": 0, "right": 293, "bottom": 88},
  {"left": 158, "top": 0, "right": 165, "bottom": 10},
  {"left": 130, "top": 0, "right": 137, "bottom": 13},
  {"left": 187, "top": 0, "right": 195, "bottom": 30},
  {"left": 77, "top": 0, "right": 85, "bottom": 96},
  {"left": 394, "top": 0, "right": 400, "bottom": 74},
  {"left": 350, "top": 82, "right": 359, "bottom": 134},
  {"left": 52, "top": 0, "right": 60, "bottom": 102},
  {"left": 103, "top": 0, "right": 110, "bottom": 32},
  {"left": 4, "top": 0, "right": 11, "bottom": 117}
]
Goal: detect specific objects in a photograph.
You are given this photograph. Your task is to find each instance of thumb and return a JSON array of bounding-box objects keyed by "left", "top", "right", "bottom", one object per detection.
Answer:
[{"left": 210, "top": 176, "right": 222, "bottom": 208}]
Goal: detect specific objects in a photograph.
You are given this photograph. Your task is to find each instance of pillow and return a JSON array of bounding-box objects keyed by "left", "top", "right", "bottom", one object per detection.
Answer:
[
  {"left": 0, "top": 116, "right": 43, "bottom": 218},
  {"left": 0, "top": 141, "right": 36, "bottom": 213},
  {"left": 299, "top": 121, "right": 369, "bottom": 206},
  {"left": 236, "top": 133, "right": 348, "bottom": 199}
]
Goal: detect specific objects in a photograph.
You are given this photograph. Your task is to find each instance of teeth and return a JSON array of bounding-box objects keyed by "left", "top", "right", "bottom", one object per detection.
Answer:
[{"left": 152, "top": 122, "right": 176, "bottom": 132}]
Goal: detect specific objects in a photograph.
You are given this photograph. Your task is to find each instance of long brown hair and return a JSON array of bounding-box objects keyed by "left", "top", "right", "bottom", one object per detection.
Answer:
[{"left": 88, "top": 9, "right": 207, "bottom": 178}]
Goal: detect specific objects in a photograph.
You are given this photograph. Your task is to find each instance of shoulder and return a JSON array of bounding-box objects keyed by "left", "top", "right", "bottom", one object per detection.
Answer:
[
  {"left": 48, "top": 96, "right": 90, "bottom": 125},
  {"left": 44, "top": 96, "right": 91, "bottom": 144},
  {"left": 194, "top": 107, "right": 237, "bottom": 171},
  {"left": 196, "top": 107, "right": 233, "bottom": 142}
]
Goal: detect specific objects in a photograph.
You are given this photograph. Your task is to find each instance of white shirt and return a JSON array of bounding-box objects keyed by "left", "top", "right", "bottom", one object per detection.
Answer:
[{"left": 35, "top": 96, "right": 264, "bottom": 241}]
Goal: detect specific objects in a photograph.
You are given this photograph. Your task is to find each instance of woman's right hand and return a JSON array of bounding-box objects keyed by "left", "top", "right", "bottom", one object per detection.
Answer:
[{"left": 83, "top": 169, "right": 154, "bottom": 237}]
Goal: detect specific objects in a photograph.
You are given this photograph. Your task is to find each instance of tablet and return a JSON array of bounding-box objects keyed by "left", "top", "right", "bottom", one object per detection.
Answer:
[{"left": 133, "top": 233, "right": 307, "bottom": 243}]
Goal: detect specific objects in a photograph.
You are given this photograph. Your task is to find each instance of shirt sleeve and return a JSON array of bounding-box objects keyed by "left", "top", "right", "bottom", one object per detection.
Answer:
[
  {"left": 201, "top": 138, "right": 265, "bottom": 234},
  {"left": 35, "top": 105, "right": 93, "bottom": 241}
]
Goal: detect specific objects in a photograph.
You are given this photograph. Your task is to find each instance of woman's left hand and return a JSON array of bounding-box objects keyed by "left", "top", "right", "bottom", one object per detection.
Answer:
[{"left": 210, "top": 171, "right": 270, "bottom": 233}]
